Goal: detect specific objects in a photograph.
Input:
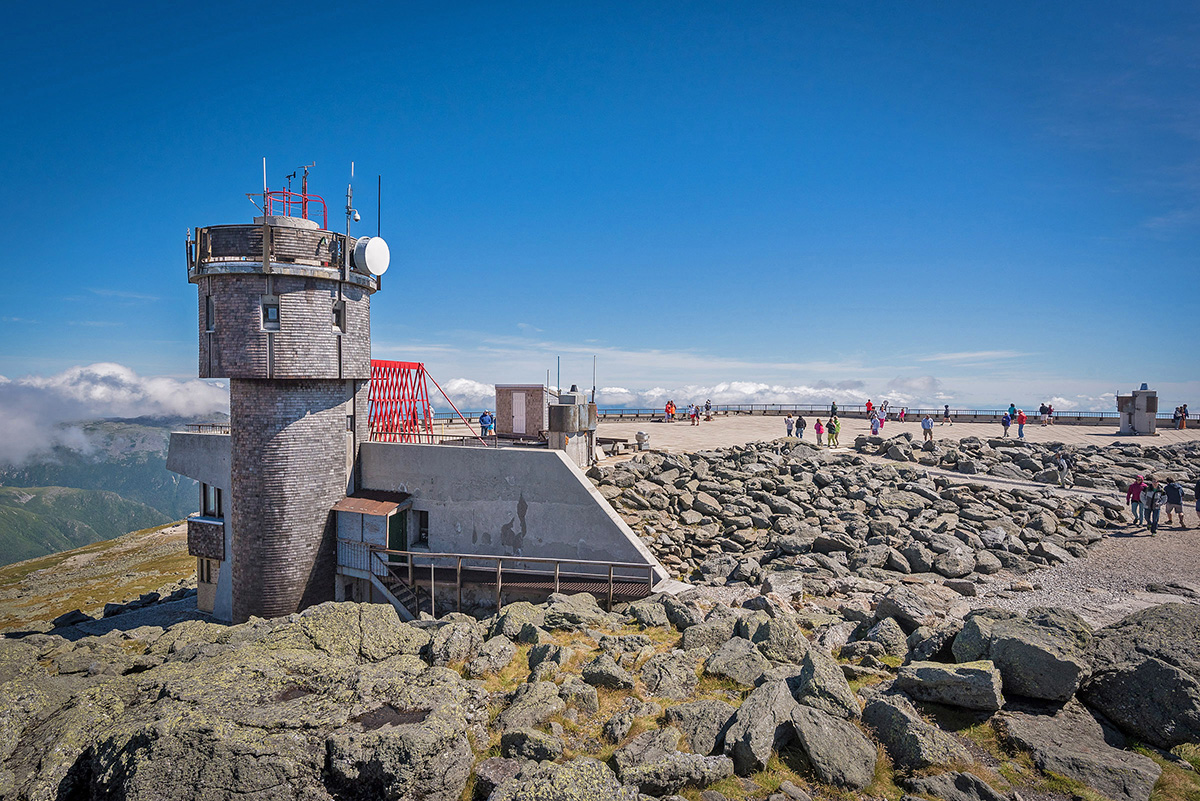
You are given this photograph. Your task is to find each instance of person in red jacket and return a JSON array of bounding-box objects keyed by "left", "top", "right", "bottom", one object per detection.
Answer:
[
  {"left": 1016, "top": 409, "right": 1027, "bottom": 439},
  {"left": 1126, "top": 475, "right": 1147, "bottom": 526}
]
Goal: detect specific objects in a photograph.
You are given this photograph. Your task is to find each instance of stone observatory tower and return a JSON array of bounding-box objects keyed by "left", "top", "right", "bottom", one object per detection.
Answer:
[{"left": 186, "top": 172, "right": 389, "bottom": 623}]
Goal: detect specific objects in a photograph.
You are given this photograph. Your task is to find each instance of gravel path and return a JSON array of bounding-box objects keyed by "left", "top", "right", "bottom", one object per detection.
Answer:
[{"left": 969, "top": 520, "right": 1200, "bottom": 627}]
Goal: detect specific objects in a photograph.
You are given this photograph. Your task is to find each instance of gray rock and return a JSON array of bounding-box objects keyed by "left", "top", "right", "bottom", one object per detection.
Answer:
[
  {"left": 664, "top": 700, "right": 737, "bottom": 756},
  {"left": 876, "top": 583, "right": 967, "bottom": 633},
  {"left": 790, "top": 704, "right": 877, "bottom": 789},
  {"left": 466, "top": 635, "right": 517, "bottom": 678},
  {"left": 777, "top": 647, "right": 860, "bottom": 720},
  {"left": 488, "top": 757, "right": 640, "bottom": 801},
  {"left": 582, "top": 652, "right": 635, "bottom": 690},
  {"left": 724, "top": 680, "right": 801, "bottom": 775},
  {"left": 604, "top": 710, "right": 635, "bottom": 743},
  {"left": 629, "top": 600, "right": 670, "bottom": 629},
  {"left": 738, "top": 614, "right": 811, "bottom": 665},
  {"left": 861, "top": 693, "right": 973, "bottom": 770},
  {"left": 996, "top": 700, "right": 1161, "bottom": 801},
  {"left": 933, "top": 550, "right": 976, "bottom": 579},
  {"left": 543, "top": 593, "right": 617, "bottom": 630},
  {"left": 492, "top": 602, "right": 546, "bottom": 640},
  {"left": 894, "top": 661, "right": 1004, "bottom": 711},
  {"left": 501, "top": 728, "right": 564, "bottom": 761},
  {"left": 704, "top": 637, "right": 768, "bottom": 687},
  {"left": 1084, "top": 603, "right": 1200, "bottom": 748},
  {"left": 496, "top": 681, "right": 565, "bottom": 731},
  {"left": 952, "top": 610, "right": 1019, "bottom": 663},
  {"left": 641, "top": 650, "right": 700, "bottom": 699},
  {"left": 429, "top": 619, "right": 483, "bottom": 666},
  {"left": 988, "top": 608, "right": 1093, "bottom": 701},
  {"left": 558, "top": 680, "right": 599, "bottom": 716},
  {"left": 902, "top": 771, "right": 1007, "bottom": 801},
  {"left": 474, "top": 757, "right": 522, "bottom": 799},
  {"left": 863, "top": 617, "right": 908, "bottom": 658},
  {"left": 682, "top": 618, "right": 737, "bottom": 652},
  {"left": 614, "top": 727, "right": 734, "bottom": 795},
  {"left": 662, "top": 595, "right": 705, "bottom": 630}
]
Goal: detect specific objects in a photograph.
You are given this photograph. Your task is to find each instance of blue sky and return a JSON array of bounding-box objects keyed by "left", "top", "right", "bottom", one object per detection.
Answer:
[{"left": 0, "top": 1, "right": 1197, "bottom": 417}]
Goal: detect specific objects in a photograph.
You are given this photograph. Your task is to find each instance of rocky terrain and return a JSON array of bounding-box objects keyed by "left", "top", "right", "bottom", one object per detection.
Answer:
[
  {"left": 589, "top": 437, "right": 1200, "bottom": 603},
  {"left": 2, "top": 436, "right": 1198, "bottom": 801},
  {"left": 2, "top": 589, "right": 1198, "bottom": 801}
]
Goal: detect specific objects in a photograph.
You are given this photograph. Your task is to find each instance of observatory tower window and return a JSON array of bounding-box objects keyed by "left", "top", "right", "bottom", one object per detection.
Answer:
[
  {"left": 261, "top": 296, "right": 280, "bottom": 331},
  {"left": 332, "top": 300, "right": 346, "bottom": 333},
  {"left": 415, "top": 510, "right": 429, "bottom": 545},
  {"left": 205, "top": 296, "right": 215, "bottom": 332},
  {"left": 201, "top": 483, "right": 223, "bottom": 519}
]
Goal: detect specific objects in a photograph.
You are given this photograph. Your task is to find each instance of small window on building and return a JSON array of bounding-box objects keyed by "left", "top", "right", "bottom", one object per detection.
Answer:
[
  {"left": 201, "top": 483, "right": 223, "bottom": 518},
  {"left": 346, "top": 414, "right": 355, "bottom": 432},
  {"left": 261, "top": 296, "right": 280, "bottom": 331},
  {"left": 332, "top": 300, "right": 346, "bottom": 333},
  {"left": 198, "top": 557, "right": 217, "bottom": 584},
  {"left": 415, "top": 510, "right": 429, "bottom": 545},
  {"left": 205, "top": 295, "right": 216, "bottom": 332}
]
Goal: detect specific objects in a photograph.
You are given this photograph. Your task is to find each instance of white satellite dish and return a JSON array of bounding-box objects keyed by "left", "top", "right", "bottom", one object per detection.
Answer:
[{"left": 352, "top": 236, "right": 390, "bottom": 276}]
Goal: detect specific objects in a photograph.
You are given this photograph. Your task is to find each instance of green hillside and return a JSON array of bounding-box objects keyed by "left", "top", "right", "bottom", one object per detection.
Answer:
[{"left": 0, "top": 486, "right": 171, "bottom": 567}]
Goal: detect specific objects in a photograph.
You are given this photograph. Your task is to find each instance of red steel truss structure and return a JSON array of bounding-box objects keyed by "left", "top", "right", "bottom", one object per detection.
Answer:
[{"left": 368, "top": 360, "right": 433, "bottom": 442}]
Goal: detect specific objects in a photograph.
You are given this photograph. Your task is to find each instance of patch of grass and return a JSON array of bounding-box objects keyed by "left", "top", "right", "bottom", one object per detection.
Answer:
[
  {"left": 694, "top": 674, "right": 750, "bottom": 703},
  {"left": 477, "top": 644, "right": 532, "bottom": 694},
  {"left": 1134, "top": 743, "right": 1200, "bottom": 801},
  {"left": 1039, "top": 770, "right": 1112, "bottom": 801},
  {"left": 1172, "top": 743, "right": 1200, "bottom": 773},
  {"left": 846, "top": 673, "right": 887, "bottom": 694}
]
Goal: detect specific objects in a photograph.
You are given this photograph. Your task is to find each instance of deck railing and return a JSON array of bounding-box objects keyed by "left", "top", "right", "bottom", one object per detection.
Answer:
[{"left": 336, "top": 540, "right": 656, "bottom": 613}]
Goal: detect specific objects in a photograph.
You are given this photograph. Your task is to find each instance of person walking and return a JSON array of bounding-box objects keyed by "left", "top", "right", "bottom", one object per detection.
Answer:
[
  {"left": 796, "top": 415, "right": 806, "bottom": 439},
  {"left": 1174, "top": 407, "right": 1183, "bottom": 430},
  {"left": 814, "top": 418, "right": 825, "bottom": 446},
  {"left": 1016, "top": 409, "right": 1027, "bottom": 439},
  {"left": 829, "top": 416, "right": 840, "bottom": 446},
  {"left": 704, "top": 399, "right": 712, "bottom": 421},
  {"left": 785, "top": 414, "right": 794, "bottom": 437},
  {"left": 1183, "top": 404, "right": 1189, "bottom": 429},
  {"left": 1008, "top": 403, "right": 1017, "bottom": 420},
  {"left": 1039, "top": 403, "right": 1049, "bottom": 426},
  {"left": 899, "top": 407, "right": 907, "bottom": 423},
  {"left": 1001, "top": 412, "right": 1012, "bottom": 437},
  {"left": 870, "top": 410, "right": 880, "bottom": 436},
  {"left": 921, "top": 414, "right": 934, "bottom": 442},
  {"left": 1047, "top": 404, "right": 1055, "bottom": 425},
  {"left": 830, "top": 400, "right": 838, "bottom": 417},
  {"left": 691, "top": 404, "right": 700, "bottom": 426},
  {"left": 1126, "top": 475, "right": 1147, "bottom": 526},
  {"left": 1165, "top": 478, "right": 1187, "bottom": 528},
  {"left": 1144, "top": 478, "right": 1166, "bottom": 535},
  {"left": 1055, "top": 451, "right": 1073, "bottom": 488},
  {"left": 942, "top": 404, "right": 952, "bottom": 425}
]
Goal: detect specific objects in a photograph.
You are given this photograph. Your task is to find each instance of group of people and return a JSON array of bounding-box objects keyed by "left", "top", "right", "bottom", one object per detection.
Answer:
[
  {"left": 477, "top": 410, "right": 496, "bottom": 435},
  {"left": 1126, "top": 474, "right": 1198, "bottom": 534},
  {"left": 784, "top": 414, "right": 841, "bottom": 446},
  {"left": 1037, "top": 403, "right": 1056, "bottom": 425},
  {"left": 1173, "top": 405, "right": 1190, "bottom": 429},
  {"left": 665, "top": 400, "right": 712, "bottom": 425},
  {"left": 1000, "top": 403, "right": 1028, "bottom": 439}
]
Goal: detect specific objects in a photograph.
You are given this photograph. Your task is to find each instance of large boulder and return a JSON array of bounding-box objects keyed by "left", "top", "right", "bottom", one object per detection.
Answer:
[
  {"left": 664, "top": 700, "right": 737, "bottom": 756},
  {"left": 543, "top": 593, "right": 618, "bottom": 630},
  {"left": 491, "top": 602, "right": 546, "bottom": 640},
  {"left": 495, "top": 681, "right": 565, "bottom": 731},
  {"left": 894, "top": 661, "right": 1004, "bottom": 712},
  {"left": 501, "top": 728, "right": 564, "bottom": 761},
  {"left": 613, "top": 727, "right": 733, "bottom": 796},
  {"left": 703, "top": 637, "right": 768, "bottom": 687},
  {"left": 861, "top": 693, "right": 973, "bottom": 770},
  {"left": 996, "top": 700, "right": 1161, "bottom": 801},
  {"left": 641, "top": 651, "right": 700, "bottom": 700},
  {"left": 429, "top": 619, "right": 484, "bottom": 666},
  {"left": 488, "top": 757, "right": 640, "bottom": 801},
  {"left": 1083, "top": 603, "right": 1200, "bottom": 748},
  {"left": 723, "top": 680, "right": 801, "bottom": 775},
  {"left": 875, "top": 583, "right": 968, "bottom": 634},
  {"left": 581, "top": 653, "right": 635, "bottom": 690},
  {"left": 774, "top": 648, "right": 860, "bottom": 720},
  {"left": 902, "top": 771, "right": 1008, "bottom": 801},
  {"left": 789, "top": 705, "right": 877, "bottom": 789},
  {"left": 985, "top": 608, "right": 1093, "bottom": 701},
  {"left": 466, "top": 635, "right": 516, "bottom": 678}
]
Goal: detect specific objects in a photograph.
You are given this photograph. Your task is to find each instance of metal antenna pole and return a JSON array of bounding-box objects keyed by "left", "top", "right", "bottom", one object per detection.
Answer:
[
  {"left": 377, "top": 175, "right": 381, "bottom": 237},
  {"left": 592, "top": 355, "right": 596, "bottom": 403},
  {"left": 557, "top": 357, "right": 560, "bottom": 395}
]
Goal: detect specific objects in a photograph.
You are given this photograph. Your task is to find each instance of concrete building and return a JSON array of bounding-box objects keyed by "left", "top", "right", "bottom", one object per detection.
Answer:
[
  {"left": 1118, "top": 385, "right": 1159, "bottom": 435},
  {"left": 494, "top": 384, "right": 550, "bottom": 438},
  {"left": 169, "top": 183, "right": 668, "bottom": 623}
]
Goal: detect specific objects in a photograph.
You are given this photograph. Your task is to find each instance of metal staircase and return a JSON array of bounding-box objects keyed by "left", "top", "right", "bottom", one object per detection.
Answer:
[{"left": 370, "top": 560, "right": 433, "bottom": 621}]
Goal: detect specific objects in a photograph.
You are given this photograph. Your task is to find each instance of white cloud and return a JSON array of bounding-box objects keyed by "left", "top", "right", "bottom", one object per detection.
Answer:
[
  {"left": 0, "top": 363, "right": 228, "bottom": 464},
  {"left": 916, "top": 351, "right": 1029, "bottom": 362}
]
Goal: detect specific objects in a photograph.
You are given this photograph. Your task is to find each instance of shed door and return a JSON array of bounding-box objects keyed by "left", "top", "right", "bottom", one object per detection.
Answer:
[
  {"left": 512, "top": 392, "right": 526, "bottom": 434},
  {"left": 387, "top": 511, "right": 407, "bottom": 562}
]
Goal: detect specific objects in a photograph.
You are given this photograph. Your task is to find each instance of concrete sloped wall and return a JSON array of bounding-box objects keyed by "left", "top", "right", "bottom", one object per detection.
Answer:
[{"left": 359, "top": 442, "right": 669, "bottom": 584}]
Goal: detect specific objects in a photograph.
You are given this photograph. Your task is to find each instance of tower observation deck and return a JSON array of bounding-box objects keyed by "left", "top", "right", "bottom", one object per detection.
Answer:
[{"left": 185, "top": 179, "right": 390, "bottom": 623}]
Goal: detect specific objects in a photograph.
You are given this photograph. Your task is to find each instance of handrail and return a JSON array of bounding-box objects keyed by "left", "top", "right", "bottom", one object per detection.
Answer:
[
  {"left": 265, "top": 189, "right": 328, "bottom": 229},
  {"left": 369, "top": 545, "right": 651, "bottom": 571},
  {"left": 360, "top": 543, "right": 656, "bottom": 614}
]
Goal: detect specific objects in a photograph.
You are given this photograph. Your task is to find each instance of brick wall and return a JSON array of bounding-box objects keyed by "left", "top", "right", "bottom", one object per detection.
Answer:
[
  {"left": 198, "top": 274, "right": 371, "bottom": 380},
  {"left": 187, "top": 517, "right": 225, "bottom": 560},
  {"left": 229, "top": 378, "right": 356, "bottom": 622}
]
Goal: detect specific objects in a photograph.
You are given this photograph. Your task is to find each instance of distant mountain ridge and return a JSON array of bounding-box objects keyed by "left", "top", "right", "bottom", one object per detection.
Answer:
[{"left": 0, "top": 416, "right": 223, "bottom": 566}]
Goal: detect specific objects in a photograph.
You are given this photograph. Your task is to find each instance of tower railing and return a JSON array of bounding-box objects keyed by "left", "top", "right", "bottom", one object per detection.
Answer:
[{"left": 264, "top": 189, "right": 328, "bottom": 228}]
